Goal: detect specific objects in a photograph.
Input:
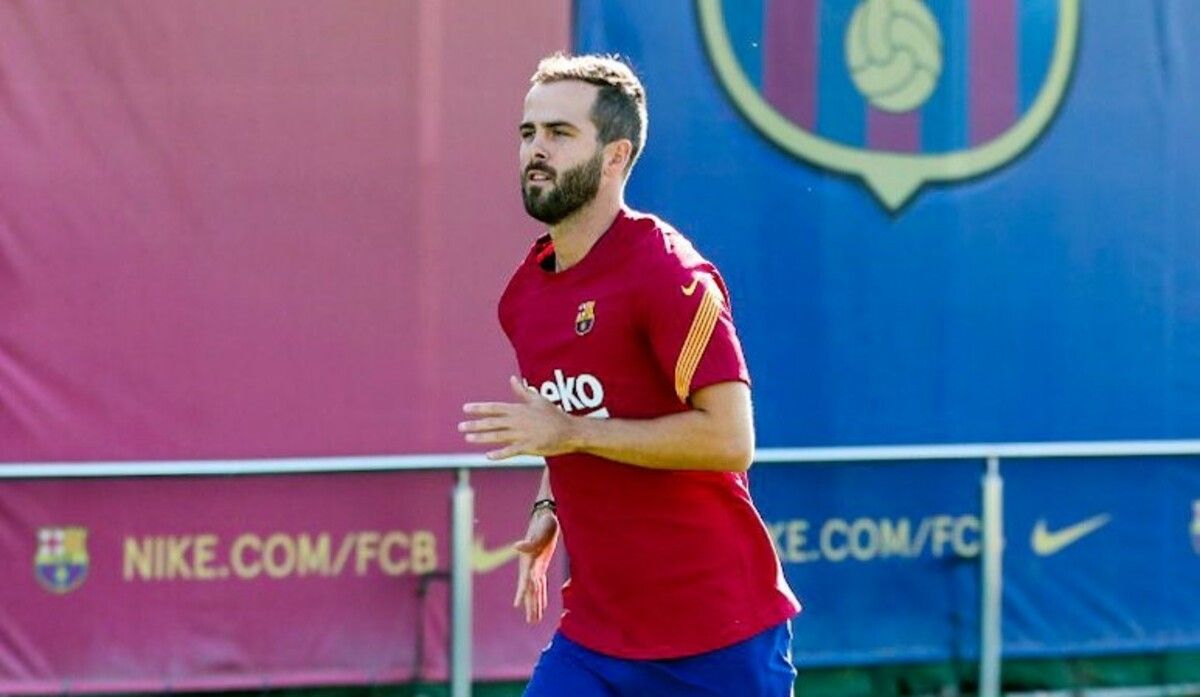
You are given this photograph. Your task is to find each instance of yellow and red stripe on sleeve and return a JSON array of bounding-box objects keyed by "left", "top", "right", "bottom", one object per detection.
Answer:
[{"left": 674, "top": 279, "right": 724, "bottom": 402}]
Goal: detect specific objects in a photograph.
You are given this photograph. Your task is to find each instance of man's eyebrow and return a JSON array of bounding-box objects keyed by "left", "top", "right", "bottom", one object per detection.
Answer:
[{"left": 518, "top": 121, "right": 580, "bottom": 132}]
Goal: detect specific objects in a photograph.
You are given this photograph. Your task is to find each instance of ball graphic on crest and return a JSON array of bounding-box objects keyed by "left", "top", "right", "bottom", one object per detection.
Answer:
[{"left": 845, "top": 0, "right": 943, "bottom": 113}]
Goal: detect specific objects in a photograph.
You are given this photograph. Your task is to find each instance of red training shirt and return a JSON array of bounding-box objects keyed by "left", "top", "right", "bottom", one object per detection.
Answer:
[{"left": 498, "top": 207, "right": 800, "bottom": 659}]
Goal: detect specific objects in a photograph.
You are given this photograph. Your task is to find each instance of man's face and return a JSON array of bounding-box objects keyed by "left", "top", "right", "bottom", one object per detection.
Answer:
[{"left": 519, "top": 81, "right": 605, "bottom": 225}]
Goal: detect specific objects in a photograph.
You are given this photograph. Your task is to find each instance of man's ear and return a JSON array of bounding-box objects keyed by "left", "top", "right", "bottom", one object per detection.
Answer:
[{"left": 604, "top": 139, "right": 633, "bottom": 176}]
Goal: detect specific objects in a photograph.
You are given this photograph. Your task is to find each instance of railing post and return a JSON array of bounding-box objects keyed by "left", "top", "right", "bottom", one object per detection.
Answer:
[
  {"left": 451, "top": 468, "right": 474, "bottom": 697},
  {"left": 980, "top": 455, "right": 1004, "bottom": 697}
]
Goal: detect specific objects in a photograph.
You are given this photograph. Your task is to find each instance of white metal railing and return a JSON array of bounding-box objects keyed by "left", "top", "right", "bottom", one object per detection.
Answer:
[{"left": 5, "top": 439, "right": 1200, "bottom": 697}]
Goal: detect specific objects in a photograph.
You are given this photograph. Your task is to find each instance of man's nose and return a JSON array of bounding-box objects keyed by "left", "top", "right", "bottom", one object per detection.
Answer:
[{"left": 529, "top": 131, "right": 554, "bottom": 159}]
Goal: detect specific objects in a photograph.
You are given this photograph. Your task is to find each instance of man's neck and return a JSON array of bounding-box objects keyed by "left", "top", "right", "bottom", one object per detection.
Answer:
[{"left": 547, "top": 190, "right": 623, "bottom": 272}]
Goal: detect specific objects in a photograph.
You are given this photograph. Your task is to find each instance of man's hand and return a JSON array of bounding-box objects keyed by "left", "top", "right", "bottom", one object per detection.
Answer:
[
  {"left": 512, "top": 508, "right": 559, "bottom": 623},
  {"left": 459, "top": 376, "right": 577, "bottom": 460}
]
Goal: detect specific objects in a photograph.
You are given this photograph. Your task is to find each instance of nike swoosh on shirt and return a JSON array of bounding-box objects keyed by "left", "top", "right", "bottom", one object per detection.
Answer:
[
  {"left": 681, "top": 277, "right": 701, "bottom": 296},
  {"left": 1031, "top": 514, "right": 1112, "bottom": 556}
]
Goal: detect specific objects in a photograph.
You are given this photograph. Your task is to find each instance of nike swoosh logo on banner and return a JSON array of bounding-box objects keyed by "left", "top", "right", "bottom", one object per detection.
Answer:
[
  {"left": 471, "top": 536, "right": 521, "bottom": 573},
  {"left": 1031, "top": 513, "right": 1112, "bottom": 556},
  {"left": 681, "top": 277, "right": 701, "bottom": 296}
]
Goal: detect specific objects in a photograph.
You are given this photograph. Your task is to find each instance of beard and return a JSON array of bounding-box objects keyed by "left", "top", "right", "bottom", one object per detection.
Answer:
[{"left": 521, "top": 149, "right": 604, "bottom": 225}]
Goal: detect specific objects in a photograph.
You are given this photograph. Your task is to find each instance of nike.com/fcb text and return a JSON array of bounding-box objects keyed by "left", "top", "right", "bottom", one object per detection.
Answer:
[
  {"left": 769, "top": 515, "right": 980, "bottom": 563},
  {"left": 123, "top": 530, "right": 438, "bottom": 581}
]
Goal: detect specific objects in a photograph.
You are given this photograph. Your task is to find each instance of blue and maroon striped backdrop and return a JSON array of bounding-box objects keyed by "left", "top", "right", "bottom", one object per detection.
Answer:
[{"left": 747, "top": 0, "right": 1058, "bottom": 153}]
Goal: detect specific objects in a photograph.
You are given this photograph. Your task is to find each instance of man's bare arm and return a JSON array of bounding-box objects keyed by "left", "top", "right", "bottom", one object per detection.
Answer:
[{"left": 461, "top": 377, "right": 754, "bottom": 472}]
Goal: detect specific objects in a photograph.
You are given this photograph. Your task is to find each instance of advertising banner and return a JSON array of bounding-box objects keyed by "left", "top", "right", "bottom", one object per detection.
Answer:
[
  {"left": 751, "top": 458, "right": 1200, "bottom": 664},
  {"left": 752, "top": 461, "right": 983, "bottom": 665},
  {"left": 0, "top": 468, "right": 557, "bottom": 693},
  {"left": 1, "top": 2, "right": 570, "bottom": 690}
]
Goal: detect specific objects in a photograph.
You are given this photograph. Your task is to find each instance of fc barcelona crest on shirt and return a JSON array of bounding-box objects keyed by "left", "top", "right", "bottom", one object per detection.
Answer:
[
  {"left": 575, "top": 300, "right": 596, "bottom": 336},
  {"left": 697, "top": 0, "right": 1080, "bottom": 210},
  {"left": 35, "top": 526, "right": 90, "bottom": 594}
]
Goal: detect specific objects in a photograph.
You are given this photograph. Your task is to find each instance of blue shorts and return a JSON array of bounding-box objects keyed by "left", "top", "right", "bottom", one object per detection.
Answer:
[{"left": 523, "top": 621, "right": 796, "bottom": 697}]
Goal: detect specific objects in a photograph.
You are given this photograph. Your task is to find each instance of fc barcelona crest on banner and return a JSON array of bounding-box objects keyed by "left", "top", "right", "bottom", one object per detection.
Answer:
[
  {"left": 35, "top": 526, "right": 90, "bottom": 594},
  {"left": 697, "top": 0, "right": 1080, "bottom": 209}
]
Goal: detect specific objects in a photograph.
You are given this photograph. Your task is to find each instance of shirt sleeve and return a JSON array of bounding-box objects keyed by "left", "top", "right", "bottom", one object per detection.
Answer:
[{"left": 640, "top": 260, "right": 750, "bottom": 403}]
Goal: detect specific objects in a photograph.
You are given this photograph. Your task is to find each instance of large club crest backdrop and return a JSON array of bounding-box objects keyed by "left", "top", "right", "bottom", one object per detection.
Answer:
[
  {"left": 574, "top": 0, "right": 1199, "bottom": 448},
  {"left": 697, "top": 0, "right": 1079, "bottom": 208}
]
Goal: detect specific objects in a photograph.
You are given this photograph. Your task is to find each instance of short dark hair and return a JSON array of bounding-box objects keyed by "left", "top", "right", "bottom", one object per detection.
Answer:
[{"left": 531, "top": 53, "right": 648, "bottom": 175}]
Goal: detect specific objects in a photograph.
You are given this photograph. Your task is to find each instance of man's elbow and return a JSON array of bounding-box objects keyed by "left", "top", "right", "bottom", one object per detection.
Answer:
[
  {"left": 716, "top": 431, "right": 755, "bottom": 472},
  {"left": 690, "top": 383, "right": 756, "bottom": 471}
]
